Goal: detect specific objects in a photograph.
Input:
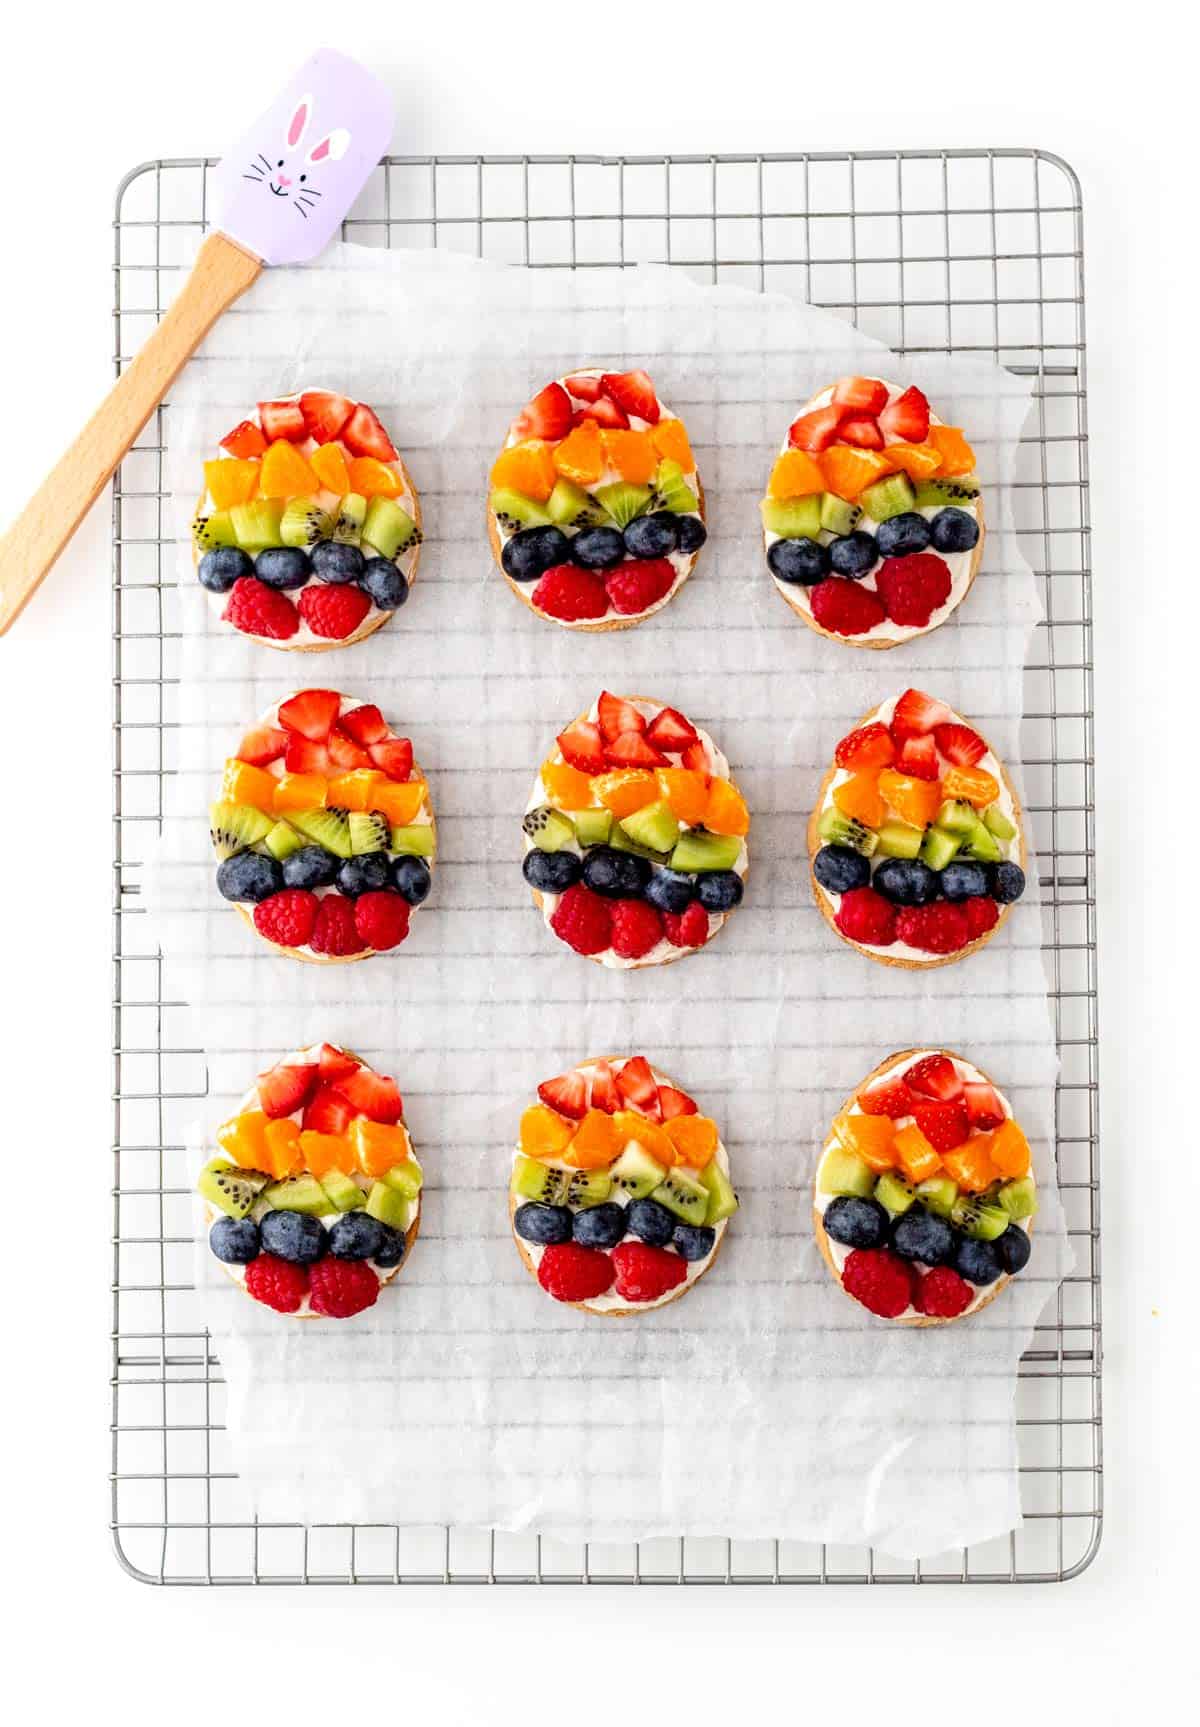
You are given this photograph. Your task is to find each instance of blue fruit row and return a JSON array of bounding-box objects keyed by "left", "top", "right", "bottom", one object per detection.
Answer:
[
  {"left": 515, "top": 1195, "right": 716, "bottom": 1262},
  {"left": 824, "top": 1194, "right": 1030, "bottom": 1285},
  {"left": 217, "top": 848, "right": 431, "bottom": 905},
  {"left": 768, "top": 506, "right": 978, "bottom": 586},
  {"left": 502, "top": 511, "right": 707, "bottom": 583},
  {"left": 211, "top": 1208, "right": 406, "bottom": 1267},
  {"left": 522, "top": 843, "right": 743, "bottom": 913},
  {"left": 815, "top": 846, "right": 1025, "bottom": 907},
  {"left": 199, "top": 542, "right": 410, "bottom": 610}
]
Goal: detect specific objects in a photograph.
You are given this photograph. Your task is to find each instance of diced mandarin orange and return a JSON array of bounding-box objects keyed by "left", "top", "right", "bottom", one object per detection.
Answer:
[
  {"left": 929, "top": 425, "right": 976, "bottom": 476},
  {"left": 893, "top": 1123, "right": 943, "bottom": 1183},
  {"left": 259, "top": 439, "right": 320, "bottom": 498},
  {"left": 833, "top": 772, "right": 886, "bottom": 831},
  {"left": 327, "top": 769, "right": 383, "bottom": 813},
  {"left": 703, "top": 777, "right": 750, "bottom": 838},
  {"left": 880, "top": 441, "right": 942, "bottom": 481},
  {"left": 878, "top": 769, "right": 943, "bottom": 829},
  {"left": 309, "top": 442, "right": 351, "bottom": 495},
  {"left": 942, "top": 765, "right": 1000, "bottom": 808},
  {"left": 820, "top": 444, "right": 891, "bottom": 500},
  {"left": 594, "top": 770, "right": 658, "bottom": 819},
  {"left": 371, "top": 780, "right": 426, "bottom": 826},
  {"left": 520, "top": 1104, "right": 576, "bottom": 1161},
  {"left": 989, "top": 1119, "right": 1031, "bottom": 1179},
  {"left": 768, "top": 449, "right": 825, "bottom": 498},
  {"left": 540, "top": 760, "right": 597, "bottom": 811},
  {"left": 657, "top": 768, "right": 710, "bottom": 826},
  {"left": 562, "top": 1108, "right": 623, "bottom": 1169},
  {"left": 651, "top": 418, "right": 695, "bottom": 471},
  {"left": 298, "top": 1130, "right": 356, "bottom": 1177},
  {"left": 348, "top": 456, "right": 401, "bottom": 498},
  {"left": 599, "top": 428, "right": 657, "bottom": 483},
  {"left": 491, "top": 440, "right": 557, "bottom": 502},
  {"left": 942, "top": 1138, "right": 998, "bottom": 1194},
  {"left": 612, "top": 1111, "right": 676, "bottom": 1165},
  {"left": 665, "top": 1114, "right": 719, "bottom": 1170},
  {"left": 217, "top": 1111, "right": 270, "bottom": 1171},
  {"left": 204, "top": 457, "right": 260, "bottom": 509},
  {"left": 273, "top": 771, "right": 328, "bottom": 814},
  {"left": 222, "top": 759, "right": 278, "bottom": 813},
  {"left": 832, "top": 1112, "right": 896, "bottom": 1172},
  {"left": 263, "top": 1118, "right": 304, "bottom": 1180},
  {"left": 551, "top": 421, "right": 604, "bottom": 486},
  {"left": 352, "top": 1117, "right": 413, "bottom": 1177}
]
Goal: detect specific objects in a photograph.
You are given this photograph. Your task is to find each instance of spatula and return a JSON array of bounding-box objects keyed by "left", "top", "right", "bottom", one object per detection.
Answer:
[{"left": 0, "top": 47, "right": 394, "bottom": 634}]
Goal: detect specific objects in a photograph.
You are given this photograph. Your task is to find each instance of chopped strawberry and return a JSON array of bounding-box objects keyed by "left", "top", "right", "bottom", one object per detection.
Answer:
[
  {"left": 588, "top": 1061, "right": 619, "bottom": 1114},
  {"left": 857, "top": 1072, "right": 920, "bottom": 1118},
  {"left": 895, "top": 734, "right": 939, "bottom": 780},
  {"left": 934, "top": 723, "right": 986, "bottom": 767},
  {"left": 220, "top": 419, "right": 267, "bottom": 458},
  {"left": 256, "top": 1061, "right": 318, "bottom": 1119},
  {"left": 336, "top": 1067, "right": 403, "bottom": 1124},
  {"left": 557, "top": 718, "right": 606, "bottom": 774},
  {"left": 597, "top": 691, "right": 646, "bottom": 743},
  {"left": 832, "top": 376, "right": 889, "bottom": 415},
  {"left": 835, "top": 722, "right": 895, "bottom": 772},
  {"left": 563, "top": 371, "right": 603, "bottom": 402},
  {"left": 326, "top": 728, "right": 373, "bottom": 770},
  {"left": 278, "top": 689, "right": 341, "bottom": 741},
  {"left": 605, "top": 731, "right": 669, "bottom": 769},
  {"left": 299, "top": 390, "right": 354, "bottom": 442},
  {"left": 879, "top": 385, "right": 930, "bottom": 444},
  {"left": 838, "top": 416, "right": 885, "bottom": 449},
  {"left": 302, "top": 1084, "right": 356, "bottom": 1135},
  {"left": 368, "top": 737, "right": 414, "bottom": 782},
  {"left": 788, "top": 403, "right": 847, "bottom": 452},
  {"left": 681, "top": 741, "right": 709, "bottom": 773},
  {"left": 904, "top": 1053, "right": 964, "bottom": 1102},
  {"left": 657, "top": 1085, "right": 697, "bottom": 1120},
  {"left": 615, "top": 1056, "right": 663, "bottom": 1119},
  {"left": 913, "top": 1101, "right": 971, "bottom": 1154},
  {"left": 256, "top": 399, "right": 307, "bottom": 442},
  {"left": 341, "top": 402, "right": 398, "bottom": 461},
  {"left": 572, "top": 398, "right": 629, "bottom": 430},
  {"left": 645, "top": 707, "right": 699, "bottom": 754},
  {"left": 237, "top": 725, "right": 287, "bottom": 766},
  {"left": 537, "top": 1070, "right": 589, "bottom": 1120},
  {"left": 964, "top": 1082, "right": 1006, "bottom": 1131},
  {"left": 339, "top": 704, "right": 388, "bottom": 747},
  {"left": 317, "top": 1043, "right": 360, "bottom": 1081},
  {"left": 512, "top": 381, "right": 573, "bottom": 441},
  {"left": 284, "top": 736, "right": 330, "bottom": 773},
  {"left": 600, "top": 369, "right": 660, "bottom": 424},
  {"left": 890, "top": 688, "right": 952, "bottom": 741}
]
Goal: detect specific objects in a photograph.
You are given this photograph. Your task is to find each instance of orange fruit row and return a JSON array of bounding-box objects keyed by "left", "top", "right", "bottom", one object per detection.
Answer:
[
  {"left": 222, "top": 757, "right": 425, "bottom": 826},
  {"left": 216, "top": 1111, "right": 416, "bottom": 1181},
  {"left": 519, "top": 1104, "right": 719, "bottom": 1171}
]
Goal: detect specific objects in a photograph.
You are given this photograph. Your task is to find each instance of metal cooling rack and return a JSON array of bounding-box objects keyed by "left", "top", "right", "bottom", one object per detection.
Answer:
[{"left": 111, "top": 149, "right": 1099, "bottom": 1585}]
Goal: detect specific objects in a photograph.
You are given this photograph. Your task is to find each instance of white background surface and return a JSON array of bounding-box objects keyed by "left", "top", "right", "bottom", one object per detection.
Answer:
[{"left": 0, "top": 3, "right": 1187, "bottom": 1721}]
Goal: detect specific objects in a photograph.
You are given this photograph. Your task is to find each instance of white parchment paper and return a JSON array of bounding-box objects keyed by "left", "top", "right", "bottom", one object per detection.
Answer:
[{"left": 145, "top": 241, "right": 1072, "bottom": 1559}]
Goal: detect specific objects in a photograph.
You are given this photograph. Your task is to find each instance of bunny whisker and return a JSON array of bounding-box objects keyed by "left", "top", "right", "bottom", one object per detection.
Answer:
[
  {"left": 243, "top": 172, "right": 265, "bottom": 182},
  {"left": 295, "top": 203, "right": 310, "bottom": 219},
  {"left": 300, "top": 186, "right": 323, "bottom": 198},
  {"left": 257, "top": 153, "right": 272, "bottom": 170}
]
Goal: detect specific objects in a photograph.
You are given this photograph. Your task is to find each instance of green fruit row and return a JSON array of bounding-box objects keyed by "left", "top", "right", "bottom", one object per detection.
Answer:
[
  {"left": 511, "top": 1147, "right": 738, "bottom": 1227},
  {"left": 492, "top": 459, "right": 699, "bottom": 534},
  {"left": 210, "top": 799, "right": 434, "bottom": 864},
  {"left": 819, "top": 1145, "right": 1037, "bottom": 1228},
  {"left": 193, "top": 493, "right": 419, "bottom": 562},
  {"left": 763, "top": 475, "right": 980, "bottom": 540},
  {"left": 199, "top": 1156, "right": 423, "bottom": 1227},
  {"left": 524, "top": 802, "right": 740, "bottom": 872},
  {"left": 818, "top": 798, "right": 1014, "bottom": 869}
]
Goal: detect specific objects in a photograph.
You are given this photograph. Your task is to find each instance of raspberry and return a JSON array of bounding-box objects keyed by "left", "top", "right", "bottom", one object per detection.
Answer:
[
  {"left": 834, "top": 885, "right": 897, "bottom": 947},
  {"left": 912, "top": 1101, "right": 971, "bottom": 1153},
  {"left": 604, "top": 557, "right": 676, "bottom": 616},
  {"left": 913, "top": 1265, "right": 973, "bottom": 1319},
  {"left": 841, "top": 1248, "right": 914, "bottom": 1318},
  {"left": 809, "top": 577, "right": 886, "bottom": 636},
  {"left": 964, "top": 896, "right": 1000, "bottom": 939},
  {"left": 531, "top": 563, "right": 608, "bottom": 622},
  {"left": 309, "top": 893, "right": 364, "bottom": 956},
  {"left": 297, "top": 581, "right": 372, "bottom": 640},
  {"left": 253, "top": 888, "right": 318, "bottom": 949},
  {"left": 354, "top": 890, "right": 411, "bottom": 952},
  {"left": 874, "top": 553, "right": 952, "bottom": 627},
  {"left": 611, "top": 1240, "right": 688, "bottom": 1304},
  {"left": 244, "top": 1252, "right": 309, "bottom": 1313},
  {"left": 549, "top": 883, "right": 613, "bottom": 955},
  {"left": 223, "top": 575, "right": 299, "bottom": 641},
  {"left": 662, "top": 901, "right": 709, "bottom": 949},
  {"left": 308, "top": 1256, "right": 380, "bottom": 1318},
  {"left": 609, "top": 898, "right": 664, "bottom": 959},
  {"left": 536, "top": 1241, "right": 615, "bottom": 1303},
  {"left": 895, "top": 901, "right": 970, "bottom": 954}
]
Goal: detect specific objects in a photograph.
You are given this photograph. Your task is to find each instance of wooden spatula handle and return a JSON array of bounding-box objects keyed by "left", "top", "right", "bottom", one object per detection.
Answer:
[{"left": 0, "top": 231, "right": 262, "bottom": 635}]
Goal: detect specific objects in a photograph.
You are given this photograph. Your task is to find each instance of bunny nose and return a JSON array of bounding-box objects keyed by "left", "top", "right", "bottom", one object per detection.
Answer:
[{"left": 277, "top": 173, "right": 292, "bottom": 188}]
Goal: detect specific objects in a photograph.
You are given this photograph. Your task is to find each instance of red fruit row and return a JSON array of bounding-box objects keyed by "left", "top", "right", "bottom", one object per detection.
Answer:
[
  {"left": 558, "top": 696, "right": 700, "bottom": 773},
  {"left": 549, "top": 885, "right": 708, "bottom": 960},
  {"left": 531, "top": 557, "right": 677, "bottom": 623},
  {"left": 834, "top": 889, "right": 999, "bottom": 954},
  {"left": 809, "top": 552, "right": 952, "bottom": 638},
  {"left": 221, "top": 393, "right": 397, "bottom": 460},
  {"left": 510, "top": 371, "right": 662, "bottom": 441},
  {"left": 224, "top": 576, "right": 373, "bottom": 642},
  {"left": 253, "top": 889, "right": 411, "bottom": 956},
  {"left": 256, "top": 1045, "right": 404, "bottom": 1126},
  {"left": 246, "top": 1251, "right": 379, "bottom": 1317},
  {"left": 537, "top": 1058, "right": 696, "bottom": 1124},
  {"left": 536, "top": 1238, "right": 689, "bottom": 1305},
  {"left": 841, "top": 1248, "right": 972, "bottom": 1319},
  {"left": 789, "top": 382, "right": 930, "bottom": 452},
  {"left": 858, "top": 1057, "right": 1004, "bottom": 1130}
]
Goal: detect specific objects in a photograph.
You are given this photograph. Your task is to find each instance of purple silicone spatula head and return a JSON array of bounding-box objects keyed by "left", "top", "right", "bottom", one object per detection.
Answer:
[{"left": 212, "top": 48, "right": 395, "bottom": 265}]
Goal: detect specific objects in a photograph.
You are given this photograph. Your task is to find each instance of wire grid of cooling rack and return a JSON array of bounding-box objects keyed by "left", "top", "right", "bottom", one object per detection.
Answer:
[{"left": 111, "top": 149, "right": 1099, "bottom": 1585}]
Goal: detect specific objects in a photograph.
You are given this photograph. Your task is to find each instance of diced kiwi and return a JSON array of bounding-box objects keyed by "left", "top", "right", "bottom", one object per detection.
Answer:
[
  {"left": 936, "top": 798, "right": 982, "bottom": 838},
  {"left": 572, "top": 808, "right": 612, "bottom": 847},
  {"left": 960, "top": 819, "right": 1003, "bottom": 864},
  {"left": 860, "top": 473, "right": 916, "bottom": 522},
  {"left": 546, "top": 479, "right": 611, "bottom": 529},
  {"left": 700, "top": 1159, "right": 739, "bottom": 1224},
  {"left": 984, "top": 804, "right": 1017, "bottom": 843},
  {"left": 915, "top": 1176, "right": 959, "bottom": 1217},
  {"left": 383, "top": 1160, "right": 424, "bottom": 1202},
  {"left": 819, "top": 493, "right": 862, "bottom": 535},
  {"left": 998, "top": 1176, "right": 1038, "bottom": 1221},
  {"left": 594, "top": 481, "right": 653, "bottom": 527},
  {"left": 608, "top": 826, "right": 671, "bottom": 866},
  {"left": 264, "top": 1174, "right": 336, "bottom": 1216},
  {"left": 670, "top": 830, "right": 742, "bottom": 872},
  {"left": 875, "top": 821, "right": 923, "bottom": 860},
  {"left": 951, "top": 1196, "right": 1010, "bottom": 1241},
  {"left": 651, "top": 1169, "right": 709, "bottom": 1226},
  {"left": 523, "top": 805, "right": 576, "bottom": 852},
  {"left": 619, "top": 800, "right": 681, "bottom": 856},
  {"left": 761, "top": 495, "right": 822, "bottom": 539},
  {"left": 319, "top": 1169, "right": 366, "bottom": 1212},
  {"left": 365, "top": 1179, "right": 411, "bottom": 1230},
  {"left": 511, "top": 1155, "right": 569, "bottom": 1204},
  {"left": 209, "top": 800, "right": 274, "bottom": 860},
  {"left": 652, "top": 460, "right": 700, "bottom": 515},
  {"left": 817, "top": 1148, "right": 874, "bottom": 1199},
  {"left": 280, "top": 496, "right": 334, "bottom": 547},
  {"left": 566, "top": 1170, "right": 613, "bottom": 1208},
  {"left": 390, "top": 823, "right": 436, "bottom": 858},
  {"left": 914, "top": 477, "right": 981, "bottom": 508},
  {"left": 490, "top": 488, "right": 552, "bottom": 531},
  {"left": 332, "top": 492, "right": 367, "bottom": 544},
  {"left": 817, "top": 806, "right": 879, "bottom": 857},
  {"left": 261, "top": 820, "right": 303, "bottom": 862},
  {"left": 920, "top": 825, "right": 961, "bottom": 871},
  {"left": 290, "top": 807, "right": 354, "bottom": 859},
  {"left": 609, "top": 1145, "right": 668, "bottom": 1200},
  {"left": 193, "top": 509, "right": 238, "bottom": 551},
  {"left": 874, "top": 1172, "right": 917, "bottom": 1215},
  {"left": 349, "top": 810, "right": 390, "bottom": 855},
  {"left": 363, "top": 497, "right": 419, "bottom": 561},
  {"left": 229, "top": 499, "right": 284, "bottom": 550},
  {"left": 197, "top": 1158, "right": 270, "bottom": 1220}
]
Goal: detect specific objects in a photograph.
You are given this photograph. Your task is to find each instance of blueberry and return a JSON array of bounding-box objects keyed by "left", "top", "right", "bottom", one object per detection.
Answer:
[
  {"left": 891, "top": 1207, "right": 956, "bottom": 1265},
  {"left": 696, "top": 870, "right": 744, "bottom": 913},
  {"left": 198, "top": 546, "right": 252, "bottom": 592},
  {"left": 253, "top": 546, "right": 311, "bottom": 590},
  {"left": 930, "top": 507, "right": 980, "bottom": 554},
  {"left": 873, "top": 857, "right": 940, "bottom": 906},
  {"left": 216, "top": 851, "right": 283, "bottom": 904},
  {"left": 523, "top": 849, "right": 583, "bottom": 894},
  {"left": 623, "top": 511, "right": 679, "bottom": 558},
  {"left": 361, "top": 557, "right": 410, "bottom": 609},
  {"left": 581, "top": 846, "right": 651, "bottom": 899},
  {"left": 767, "top": 536, "right": 829, "bottom": 585},
  {"left": 260, "top": 1209, "right": 327, "bottom": 1266},
  {"left": 373, "top": 1223, "right": 406, "bottom": 1268},
  {"left": 988, "top": 861, "right": 1026, "bottom": 904},
  {"left": 940, "top": 860, "right": 989, "bottom": 902},
  {"left": 813, "top": 844, "right": 871, "bottom": 895},
  {"left": 570, "top": 526, "right": 626, "bottom": 570},
  {"left": 626, "top": 1197, "right": 675, "bottom": 1247},
  {"left": 995, "top": 1225, "right": 1031, "bottom": 1275},
  {"left": 336, "top": 853, "right": 390, "bottom": 897},
  {"left": 514, "top": 1202, "right": 574, "bottom": 1246},
  {"left": 827, "top": 531, "right": 878, "bottom": 578},
  {"left": 391, "top": 855, "right": 432, "bottom": 905},
  {"left": 644, "top": 868, "right": 697, "bottom": 915},
  {"left": 209, "top": 1216, "right": 260, "bottom": 1264},
  {"left": 311, "top": 540, "right": 366, "bottom": 584},
  {"left": 875, "top": 512, "right": 932, "bottom": 558},
  {"left": 952, "top": 1234, "right": 1003, "bottom": 1286},
  {"left": 671, "top": 1222, "right": 716, "bottom": 1262},
  {"left": 502, "top": 525, "right": 571, "bottom": 582},
  {"left": 281, "top": 845, "right": 340, "bottom": 890},
  {"left": 572, "top": 1203, "right": 628, "bottom": 1249},
  {"left": 329, "top": 1212, "right": 384, "bottom": 1260},
  {"left": 675, "top": 515, "right": 707, "bottom": 555},
  {"left": 823, "top": 1195, "right": 889, "bottom": 1251}
]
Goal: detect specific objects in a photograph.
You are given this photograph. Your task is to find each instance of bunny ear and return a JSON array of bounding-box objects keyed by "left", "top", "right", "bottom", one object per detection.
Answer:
[
  {"left": 285, "top": 94, "right": 313, "bottom": 151},
  {"left": 306, "top": 128, "right": 351, "bottom": 165}
]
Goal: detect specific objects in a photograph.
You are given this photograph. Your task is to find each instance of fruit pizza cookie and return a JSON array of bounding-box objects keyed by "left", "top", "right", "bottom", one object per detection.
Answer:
[
  {"left": 762, "top": 376, "right": 983, "bottom": 646},
  {"left": 522, "top": 692, "right": 748, "bottom": 967},
  {"left": 193, "top": 389, "right": 421, "bottom": 648},
  {"left": 809, "top": 688, "right": 1026, "bottom": 967},
  {"left": 814, "top": 1049, "right": 1037, "bottom": 1323},
  {"left": 510, "top": 1057, "right": 738, "bottom": 1314},
  {"left": 197, "top": 1043, "right": 423, "bottom": 1319},
  {"left": 488, "top": 369, "right": 707, "bottom": 628},
  {"left": 211, "top": 687, "right": 435, "bottom": 961}
]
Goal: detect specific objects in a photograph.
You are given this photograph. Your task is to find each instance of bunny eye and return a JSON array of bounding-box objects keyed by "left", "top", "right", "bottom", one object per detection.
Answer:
[
  {"left": 299, "top": 173, "right": 307, "bottom": 183},
  {"left": 277, "top": 159, "right": 284, "bottom": 168}
]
